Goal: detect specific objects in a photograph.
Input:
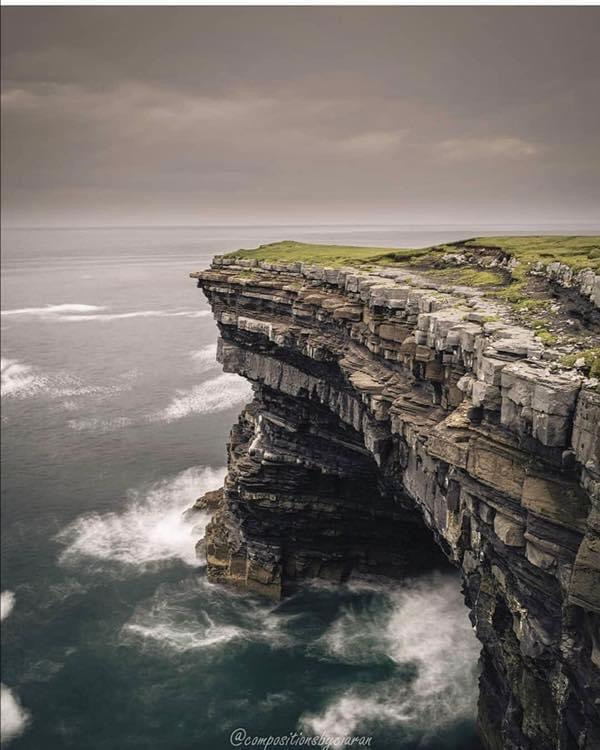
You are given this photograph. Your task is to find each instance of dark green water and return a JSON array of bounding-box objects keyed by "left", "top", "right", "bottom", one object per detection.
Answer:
[{"left": 1, "top": 227, "right": 484, "bottom": 750}]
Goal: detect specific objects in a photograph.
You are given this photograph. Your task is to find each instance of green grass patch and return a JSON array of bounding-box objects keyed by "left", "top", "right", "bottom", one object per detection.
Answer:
[
  {"left": 487, "top": 280, "right": 527, "bottom": 304},
  {"left": 530, "top": 320, "right": 559, "bottom": 346},
  {"left": 224, "top": 236, "right": 600, "bottom": 274},
  {"left": 514, "top": 298, "right": 549, "bottom": 312},
  {"left": 226, "top": 240, "right": 425, "bottom": 267},
  {"left": 560, "top": 348, "right": 600, "bottom": 378},
  {"left": 535, "top": 330, "right": 559, "bottom": 346},
  {"left": 427, "top": 268, "right": 504, "bottom": 287}
]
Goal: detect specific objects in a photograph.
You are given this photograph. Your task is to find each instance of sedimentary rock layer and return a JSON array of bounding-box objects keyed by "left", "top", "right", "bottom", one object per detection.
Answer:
[{"left": 192, "top": 256, "right": 599, "bottom": 750}]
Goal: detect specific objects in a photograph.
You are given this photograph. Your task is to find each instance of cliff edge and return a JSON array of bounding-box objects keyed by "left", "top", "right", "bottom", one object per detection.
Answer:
[{"left": 192, "top": 237, "right": 600, "bottom": 750}]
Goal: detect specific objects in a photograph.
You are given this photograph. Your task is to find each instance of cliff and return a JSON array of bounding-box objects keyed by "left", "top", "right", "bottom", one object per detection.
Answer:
[{"left": 191, "top": 238, "right": 600, "bottom": 750}]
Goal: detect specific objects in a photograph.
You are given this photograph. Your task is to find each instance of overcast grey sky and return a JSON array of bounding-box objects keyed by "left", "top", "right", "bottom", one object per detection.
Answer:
[{"left": 2, "top": 6, "right": 599, "bottom": 227}]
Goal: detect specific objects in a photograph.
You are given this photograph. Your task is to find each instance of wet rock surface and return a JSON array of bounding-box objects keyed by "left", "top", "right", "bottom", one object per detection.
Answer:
[{"left": 192, "top": 256, "right": 600, "bottom": 750}]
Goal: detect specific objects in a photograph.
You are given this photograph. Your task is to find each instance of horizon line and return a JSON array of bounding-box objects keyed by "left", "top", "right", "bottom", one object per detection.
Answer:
[{"left": 3, "top": 221, "right": 600, "bottom": 232}]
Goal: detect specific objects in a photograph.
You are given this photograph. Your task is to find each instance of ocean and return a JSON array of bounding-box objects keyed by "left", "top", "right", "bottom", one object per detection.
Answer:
[{"left": 0, "top": 224, "right": 528, "bottom": 750}]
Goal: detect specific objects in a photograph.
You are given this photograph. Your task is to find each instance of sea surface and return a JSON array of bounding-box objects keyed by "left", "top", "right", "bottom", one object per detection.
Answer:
[{"left": 2, "top": 223, "right": 571, "bottom": 749}]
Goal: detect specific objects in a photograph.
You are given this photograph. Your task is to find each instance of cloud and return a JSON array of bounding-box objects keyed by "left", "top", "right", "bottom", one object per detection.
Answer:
[
  {"left": 334, "top": 130, "right": 407, "bottom": 154},
  {"left": 2, "top": 7, "right": 599, "bottom": 225},
  {"left": 437, "top": 136, "right": 541, "bottom": 162}
]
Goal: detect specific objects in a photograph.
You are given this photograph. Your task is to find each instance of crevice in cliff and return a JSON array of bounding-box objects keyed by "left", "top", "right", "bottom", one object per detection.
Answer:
[{"left": 204, "top": 389, "right": 452, "bottom": 599}]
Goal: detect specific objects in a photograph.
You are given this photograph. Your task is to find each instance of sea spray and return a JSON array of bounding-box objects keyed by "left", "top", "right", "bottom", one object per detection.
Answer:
[
  {"left": 0, "top": 591, "right": 16, "bottom": 623},
  {"left": 1, "top": 593, "right": 31, "bottom": 746},
  {"left": 57, "top": 466, "right": 226, "bottom": 571},
  {"left": 301, "top": 573, "right": 480, "bottom": 741},
  {"left": 151, "top": 373, "right": 252, "bottom": 422}
]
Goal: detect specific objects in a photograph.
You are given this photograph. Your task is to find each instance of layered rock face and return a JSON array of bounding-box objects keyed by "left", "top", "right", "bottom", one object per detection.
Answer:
[{"left": 192, "top": 257, "right": 599, "bottom": 750}]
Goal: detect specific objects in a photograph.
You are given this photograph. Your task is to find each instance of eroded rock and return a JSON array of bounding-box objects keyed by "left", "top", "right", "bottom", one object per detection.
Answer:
[{"left": 191, "top": 257, "right": 600, "bottom": 750}]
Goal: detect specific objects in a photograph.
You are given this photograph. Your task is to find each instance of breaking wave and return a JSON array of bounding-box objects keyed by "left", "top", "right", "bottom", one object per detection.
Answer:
[
  {"left": 57, "top": 466, "right": 225, "bottom": 572},
  {"left": 301, "top": 573, "right": 480, "bottom": 741},
  {"left": 151, "top": 373, "right": 252, "bottom": 422}
]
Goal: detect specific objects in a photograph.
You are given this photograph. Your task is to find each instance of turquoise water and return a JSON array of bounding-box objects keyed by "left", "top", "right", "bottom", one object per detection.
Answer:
[{"left": 1, "top": 227, "right": 485, "bottom": 749}]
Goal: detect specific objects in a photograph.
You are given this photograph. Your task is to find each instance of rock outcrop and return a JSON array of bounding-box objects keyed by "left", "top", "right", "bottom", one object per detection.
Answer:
[
  {"left": 192, "top": 256, "right": 600, "bottom": 750},
  {"left": 531, "top": 261, "right": 600, "bottom": 310}
]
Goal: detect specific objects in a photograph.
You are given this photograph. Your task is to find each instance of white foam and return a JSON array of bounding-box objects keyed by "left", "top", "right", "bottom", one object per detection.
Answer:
[
  {"left": 1, "top": 304, "right": 104, "bottom": 317},
  {"left": 152, "top": 373, "right": 252, "bottom": 422},
  {"left": 0, "top": 591, "right": 15, "bottom": 622},
  {"left": 301, "top": 573, "right": 480, "bottom": 740},
  {"left": 57, "top": 466, "right": 225, "bottom": 571},
  {"left": 0, "top": 358, "right": 47, "bottom": 399},
  {"left": 123, "top": 609, "right": 243, "bottom": 653},
  {"left": 1, "top": 357, "right": 132, "bottom": 402},
  {"left": 62, "top": 309, "right": 211, "bottom": 322},
  {"left": 308, "top": 598, "right": 388, "bottom": 666},
  {"left": 0, "top": 684, "right": 31, "bottom": 746},
  {"left": 49, "top": 380, "right": 127, "bottom": 399},
  {"left": 66, "top": 416, "right": 133, "bottom": 433},
  {"left": 120, "top": 579, "right": 244, "bottom": 653},
  {"left": 0, "top": 593, "right": 30, "bottom": 743},
  {"left": 120, "top": 578, "right": 294, "bottom": 655},
  {"left": 0, "top": 305, "right": 209, "bottom": 322}
]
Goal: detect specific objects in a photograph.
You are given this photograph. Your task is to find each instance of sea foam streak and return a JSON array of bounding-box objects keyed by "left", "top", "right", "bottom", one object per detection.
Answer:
[
  {"left": 301, "top": 574, "right": 480, "bottom": 741},
  {"left": 57, "top": 466, "right": 226, "bottom": 571},
  {"left": 121, "top": 582, "right": 244, "bottom": 653},
  {"left": 1, "top": 305, "right": 209, "bottom": 322},
  {"left": 1, "top": 357, "right": 132, "bottom": 402},
  {"left": 152, "top": 373, "right": 252, "bottom": 422},
  {"left": 120, "top": 578, "right": 295, "bottom": 655},
  {"left": 66, "top": 415, "right": 134, "bottom": 433},
  {"left": 1, "top": 304, "right": 104, "bottom": 317},
  {"left": 0, "top": 593, "right": 31, "bottom": 746},
  {"left": 63, "top": 309, "right": 210, "bottom": 322}
]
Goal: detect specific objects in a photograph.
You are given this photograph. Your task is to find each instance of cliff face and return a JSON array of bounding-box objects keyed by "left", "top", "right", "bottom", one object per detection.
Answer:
[{"left": 192, "top": 256, "right": 599, "bottom": 750}]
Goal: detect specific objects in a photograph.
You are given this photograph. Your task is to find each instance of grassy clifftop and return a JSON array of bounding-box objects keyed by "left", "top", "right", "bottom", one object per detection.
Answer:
[
  {"left": 227, "top": 235, "right": 600, "bottom": 271},
  {"left": 225, "top": 236, "right": 600, "bottom": 360},
  {"left": 226, "top": 239, "right": 423, "bottom": 266}
]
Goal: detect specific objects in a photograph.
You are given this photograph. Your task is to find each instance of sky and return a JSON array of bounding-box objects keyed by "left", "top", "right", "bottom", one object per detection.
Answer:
[{"left": 1, "top": 6, "right": 599, "bottom": 228}]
